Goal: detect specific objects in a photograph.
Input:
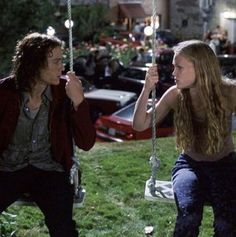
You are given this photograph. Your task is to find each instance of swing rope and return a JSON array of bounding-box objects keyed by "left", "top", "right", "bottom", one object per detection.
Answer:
[
  {"left": 145, "top": 0, "right": 174, "bottom": 202},
  {"left": 149, "top": 0, "right": 160, "bottom": 195},
  {"left": 66, "top": 0, "right": 86, "bottom": 206},
  {"left": 67, "top": 0, "right": 73, "bottom": 72}
]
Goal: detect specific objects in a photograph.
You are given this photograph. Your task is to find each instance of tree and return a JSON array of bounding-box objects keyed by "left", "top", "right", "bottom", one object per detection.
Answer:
[
  {"left": 70, "top": 4, "right": 110, "bottom": 43},
  {"left": 0, "top": 0, "right": 57, "bottom": 75}
]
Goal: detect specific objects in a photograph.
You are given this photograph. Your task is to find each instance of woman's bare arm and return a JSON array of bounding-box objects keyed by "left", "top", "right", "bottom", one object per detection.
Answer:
[{"left": 133, "top": 65, "right": 178, "bottom": 131}]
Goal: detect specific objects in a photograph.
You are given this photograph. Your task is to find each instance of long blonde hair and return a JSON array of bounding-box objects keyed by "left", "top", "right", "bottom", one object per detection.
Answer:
[{"left": 174, "top": 40, "right": 228, "bottom": 155}]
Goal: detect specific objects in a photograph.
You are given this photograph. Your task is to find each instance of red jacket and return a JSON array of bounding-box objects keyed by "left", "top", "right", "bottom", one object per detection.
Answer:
[{"left": 0, "top": 77, "right": 96, "bottom": 171}]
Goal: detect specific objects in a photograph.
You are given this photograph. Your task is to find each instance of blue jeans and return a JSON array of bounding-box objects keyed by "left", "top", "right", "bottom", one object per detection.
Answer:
[
  {"left": 172, "top": 153, "right": 236, "bottom": 237},
  {"left": 0, "top": 165, "right": 78, "bottom": 237}
]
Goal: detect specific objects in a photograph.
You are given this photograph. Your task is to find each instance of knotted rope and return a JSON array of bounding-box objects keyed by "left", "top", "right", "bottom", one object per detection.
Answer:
[
  {"left": 148, "top": 0, "right": 160, "bottom": 194},
  {"left": 66, "top": 0, "right": 80, "bottom": 196}
]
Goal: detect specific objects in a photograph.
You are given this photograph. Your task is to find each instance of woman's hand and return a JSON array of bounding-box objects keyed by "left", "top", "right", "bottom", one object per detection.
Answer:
[
  {"left": 65, "top": 71, "right": 84, "bottom": 109},
  {"left": 144, "top": 65, "right": 159, "bottom": 92}
]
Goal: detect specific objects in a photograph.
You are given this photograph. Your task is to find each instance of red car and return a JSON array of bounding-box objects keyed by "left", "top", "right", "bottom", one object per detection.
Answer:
[
  {"left": 95, "top": 100, "right": 174, "bottom": 142},
  {"left": 61, "top": 75, "right": 137, "bottom": 123}
]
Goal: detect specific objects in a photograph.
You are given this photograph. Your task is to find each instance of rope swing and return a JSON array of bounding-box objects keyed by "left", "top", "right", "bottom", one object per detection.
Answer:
[
  {"left": 67, "top": 0, "right": 74, "bottom": 73},
  {"left": 144, "top": 0, "right": 174, "bottom": 203},
  {"left": 66, "top": 0, "right": 86, "bottom": 207}
]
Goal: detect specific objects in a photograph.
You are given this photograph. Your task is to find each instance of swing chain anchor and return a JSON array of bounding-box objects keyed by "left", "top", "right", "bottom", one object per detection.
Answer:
[{"left": 148, "top": 155, "right": 160, "bottom": 194}]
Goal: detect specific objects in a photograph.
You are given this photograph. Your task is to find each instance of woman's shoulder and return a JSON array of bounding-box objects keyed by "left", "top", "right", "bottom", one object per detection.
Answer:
[
  {"left": 163, "top": 85, "right": 178, "bottom": 94},
  {"left": 162, "top": 85, "right": 179, "bottom": 100},
  {"left": 159, "top": 85, "right": 179, "bottom": 109}
]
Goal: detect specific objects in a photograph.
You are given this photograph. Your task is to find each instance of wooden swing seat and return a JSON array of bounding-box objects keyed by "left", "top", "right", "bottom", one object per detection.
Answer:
[
  {"left": 145, "top": 179, "right": 212, "bottom": 206},
  {"left": 144, "top": 179, "right": 175, "bottom": 203},
  {"left": 13, "top": 188, "right": 86, "bottom": 208}
]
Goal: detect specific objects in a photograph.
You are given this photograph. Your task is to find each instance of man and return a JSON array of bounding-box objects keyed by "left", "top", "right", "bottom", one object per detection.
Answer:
[{"left": 0, "top": 32, "right": 96, "bottom": 237}]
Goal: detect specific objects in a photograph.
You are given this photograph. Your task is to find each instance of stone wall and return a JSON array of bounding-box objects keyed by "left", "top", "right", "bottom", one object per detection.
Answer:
[
  {"left": 170, "top": 0, "right": 203, "bottom": 40},
  {"left": 169, "top": 0, "right": 236, "bottom": 42}
]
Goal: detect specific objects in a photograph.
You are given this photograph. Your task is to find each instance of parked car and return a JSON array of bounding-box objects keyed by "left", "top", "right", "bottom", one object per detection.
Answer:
[
  {"left": 114, "top": 49, "right": 175, "bottom": 97},
  {"left": 114, "top": 66, "right": 174, "bottom": 98},
  {"left": 61, "top": 75, "right": 137, "bottom": 123},
  {"left": 85, "top": 88, "right": 137, "bottom": 123},
  {"left": 217, "top": 54, "right": 236, "bottom": 79},
  {"left": 113, "top": 65, "right": 147, "bottom": 93},
  {"left": 95, "top": 100, "right": 174, "bottom": 142},
  {"left": 156, "top": 30, "right": 179, "bottom": 47}
]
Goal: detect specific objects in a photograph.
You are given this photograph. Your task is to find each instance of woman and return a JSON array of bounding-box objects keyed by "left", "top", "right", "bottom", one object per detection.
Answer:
[{"left": 133, "top": 40, "right": 236, "bottom": 236}]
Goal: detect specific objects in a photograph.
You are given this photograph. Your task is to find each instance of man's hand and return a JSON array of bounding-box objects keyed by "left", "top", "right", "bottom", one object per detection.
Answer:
[{"left": 65, "top": 71, "right": 84, "bottom": 109}]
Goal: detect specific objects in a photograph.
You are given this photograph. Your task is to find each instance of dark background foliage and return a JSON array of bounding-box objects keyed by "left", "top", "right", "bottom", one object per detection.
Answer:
[
  {"left": 0, "top": 1, "right": 110, "bottom": 76},
  {"left": 0, "top": 0, "right": 57, "bottom": 75}
]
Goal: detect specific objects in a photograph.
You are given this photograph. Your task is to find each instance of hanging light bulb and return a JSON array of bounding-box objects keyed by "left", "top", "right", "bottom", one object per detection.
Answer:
[{"left": 64, "top": 19, "right": 74, "bottom": 29}]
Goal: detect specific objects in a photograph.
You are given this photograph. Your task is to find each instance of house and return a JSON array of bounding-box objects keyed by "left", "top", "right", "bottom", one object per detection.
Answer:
[{"left": 54, "top": 0, "right": 236, "bottom": 45}]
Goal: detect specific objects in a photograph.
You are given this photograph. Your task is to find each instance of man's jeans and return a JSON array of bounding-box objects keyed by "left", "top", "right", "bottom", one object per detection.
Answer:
[{"left": 0, "top": 165, "right": 79, "bottom": 237}]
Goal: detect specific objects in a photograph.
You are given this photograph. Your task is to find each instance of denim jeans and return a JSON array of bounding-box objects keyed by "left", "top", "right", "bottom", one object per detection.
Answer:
[
  {"left": 0, "top": 165, "right": 78, "bottom": 237},
  {"left": 172, "top": 152, "right": 236, "bottom": 237}
]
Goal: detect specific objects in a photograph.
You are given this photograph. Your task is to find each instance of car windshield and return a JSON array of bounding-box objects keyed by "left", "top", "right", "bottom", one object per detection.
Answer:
[
  {"left": 114, "top": 101, "right": 174, "bottom": 127},
  {"left": 121, "top": 68, "right": 147, "bottom": 80},
  {"left": 114, "top": 103, "right": 135, "bottom": 122},
  {"left": 114, "top": 102, "right": 153, "bottom": 122},
  {"left": 156, "top": 30, "right": 178, "bottom": 47},
  {"left": 218, "top": 55, "right": 236, "bottom": 79}
]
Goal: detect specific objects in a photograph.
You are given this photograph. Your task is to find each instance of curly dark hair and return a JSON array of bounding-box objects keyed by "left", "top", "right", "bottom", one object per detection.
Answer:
[{"left": 11, "top": 32, "right": 62, "bottom": 92}]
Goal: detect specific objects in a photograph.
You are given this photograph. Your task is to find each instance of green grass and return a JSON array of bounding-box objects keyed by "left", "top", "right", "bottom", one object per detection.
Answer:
[{"left": 4, "top": 134, "right": 233, "bottom": 236}]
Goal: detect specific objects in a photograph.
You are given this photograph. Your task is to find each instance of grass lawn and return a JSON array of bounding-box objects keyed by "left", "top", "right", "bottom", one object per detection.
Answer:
[{"left": 3, "top": 134, "right": 230, "bottom": 236}]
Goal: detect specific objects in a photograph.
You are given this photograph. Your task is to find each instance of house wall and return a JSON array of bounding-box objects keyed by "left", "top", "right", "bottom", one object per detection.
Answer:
[
  {"left": 169, "top": 0, "right": 203, "bottom": 40},
  {"left": 108, "top": 0, "right": 170, "bottom": 29},
  {"left": 144, "top": 0, "right": 171, "bottom": 29},
  {"left": 169, "top": 0, "right": 236, "bottom": 43},
  {"left": 210, "top": 0, "right": 236, "bottom": 44},
  {"left": 55, "top": 0, "right": 236, "bottom": 43}
]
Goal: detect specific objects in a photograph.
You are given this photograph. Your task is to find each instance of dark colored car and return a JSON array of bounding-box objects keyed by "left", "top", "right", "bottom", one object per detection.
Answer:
[
  {"left": 217, "top": 54, "right": 236, "bottom": 79},
  {"left": 113, "top": 65, "right": 147, "bottom": 94},
  {"left": 95, "top": 100, "right": 174, "bottom": 142},
  {"left": 156, "top": 30, "right": 179, "bottom": 47},
  {"left": 113, "top": 48, "right": 175, "bottom": 97}
]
